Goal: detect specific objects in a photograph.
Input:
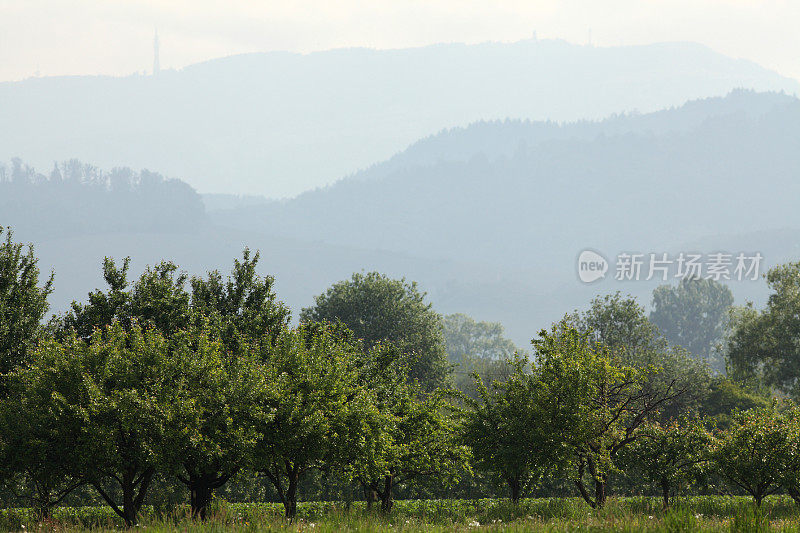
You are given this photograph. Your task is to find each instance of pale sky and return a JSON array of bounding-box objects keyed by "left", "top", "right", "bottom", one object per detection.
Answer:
[{"left": 1, "top": 0, "right": 799, "bottom": 82}]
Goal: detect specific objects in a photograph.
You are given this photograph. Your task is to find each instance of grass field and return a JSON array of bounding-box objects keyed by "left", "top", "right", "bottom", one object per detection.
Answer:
[{"left": 0, "top": 496, "right": 795, "bottom": 531}]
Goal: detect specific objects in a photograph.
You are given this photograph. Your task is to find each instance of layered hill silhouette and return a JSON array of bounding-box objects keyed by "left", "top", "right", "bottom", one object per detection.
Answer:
[
  {"left": 211, "top": 90, "right": 800, "bottom": 272},
  {"left": 3, "top": 90, "right": 800, "bottom": 346},
  {"left": 1, "top": 40, "right": 798, "bottom": 197}
]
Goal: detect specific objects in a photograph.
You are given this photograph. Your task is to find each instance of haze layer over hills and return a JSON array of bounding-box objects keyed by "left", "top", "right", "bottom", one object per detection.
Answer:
[
  {"left": 1, "top": 40, "right": 798, "bottom": 197},
  {"left": 2, "top": 90, "right": 799, "bottom": 346}
]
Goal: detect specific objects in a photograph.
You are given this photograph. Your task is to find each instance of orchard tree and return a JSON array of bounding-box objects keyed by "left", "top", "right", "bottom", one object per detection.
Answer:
[
  {"left": 651, "top": 278, "right": 733, "bottom": 370},
  {"left": 353, "top": 344, "right": 469, "bottom": 512},
  {"left": 163, "top": 318, "right": 271, "bottom": 519},
  {"left": 0, "top": 342, "right": 87, "bottom": 517},
  {"left": 533, "top": 327, "right": 688, "bottom": 508},
  {"left": 561, "top": 293, "right": 710, "bottom": 420},
  {"left": 301, "top": 272, "right": 449, "bottom": 391},
  {"left": 712, "top": 407, "right": 797, "bottom": 507},
  {"left": 562, "top": 292, "right": 661, "bottom": 360},
  {"left": 0, "top": 226, "right": 53, "bottom": 383},
  {"left": 190, "top": 248, "right": 290, "bottom": 350},
  {"left": 30, "top": 323, "right": 172, "bottom": 526},
  {"left": 462, "top": 357, "right": 561, "bottom": 504},
  {"left": 624, "top": 419, "right": 711, "bottom": 508},
  {"left": 57, "top": 257, "right": 190, "bottom": 339},
  {"left": 254, "top": 325, "right": 373, "bottom": 519},
  {"left": 57, "top": 249, "right": 289, "bottom": 346},
  {"left": 776, "top": 406, "right": 800, "bottom": 505}
]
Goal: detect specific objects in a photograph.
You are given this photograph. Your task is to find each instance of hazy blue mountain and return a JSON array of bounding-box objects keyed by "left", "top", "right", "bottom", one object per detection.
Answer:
[
  {"left": 211, "top": 90, "right": 800, "bottom": 271},
  {"left": 4, "top": 91, "right": 800, "bottom": 347},
  {"left": 1, "top": 40, "right": 797, "bottom": 198}
]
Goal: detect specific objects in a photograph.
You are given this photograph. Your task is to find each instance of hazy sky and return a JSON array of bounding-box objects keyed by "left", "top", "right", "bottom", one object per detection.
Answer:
[{"left": 1, "top": 0, "right": 799, "bottom": 82}]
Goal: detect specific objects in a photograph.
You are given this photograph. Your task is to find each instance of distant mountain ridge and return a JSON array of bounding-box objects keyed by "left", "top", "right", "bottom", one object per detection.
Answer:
[
  {"left": 211, "top": 90, "right": 800, "bottom": 270},
  {"left": 1, "top": 40, "right": 797, "bottom": 197},
  {"left": 4, "top": 91, "right": 800, "bottom": 347}
]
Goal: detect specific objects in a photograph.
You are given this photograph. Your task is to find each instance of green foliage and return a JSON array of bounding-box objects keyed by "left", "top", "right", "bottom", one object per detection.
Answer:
[
  {"left": 532, "top": 326, "right": 689, "bottom": 508},
  {"left": 461, "top": 357, "right": 560, "bottom": 503},
  {"left": 301, "top": 272, "right": 449, "bottom": 391},
  {"left": 444, "top": 313, "right": 519, "bottom": 399},
  {"left": 562, "top": 292, "right": 662, "bottom": 360},
  {"left": 57, "top": 257, "right": 190, "bottom": 339},
  {"left": 23, "top": 323, "right": 173, "bottom": 525},
  {"left": 0, "top": 337, "right": 86, "bottom": 516},
  {"left": 711, "top": 407, "right": 798, "bottom": 507},
  {"left": 443, "top": 313, "right": 521, "bottom": 363},
  {"left": 0, "top": 226, "right": 52, "bottom": 382},
  {"left": 701, "top": 378, "right": 770, "bottom": 426},
  {"left": 651, "top": 278, "right": 734, "bottom": 371},
  {"left": 727, "top": 262, "right": 800, "bottom": 397},
  {"left": 624, "top": 419, "right": 711, "bottom": 508},
  {"left": 190, "top": 248, "right": 290, "bottom": 350},
  {"left": 254, "top": 325, "right": 373, "bottom": 518},
  {"left": 354, "top": 343, "right": 469, "bottom": 512},
  {"left": 162, "top": 318, "right": 272, "bottom": 519},
  {"left": 560, "top": 292, "right": 712, "bottom": 421}
]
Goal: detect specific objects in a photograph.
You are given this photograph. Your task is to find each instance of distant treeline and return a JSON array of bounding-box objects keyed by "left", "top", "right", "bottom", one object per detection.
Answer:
[{"left": 0, "top": 159, "right": 204, "bottom": 237}]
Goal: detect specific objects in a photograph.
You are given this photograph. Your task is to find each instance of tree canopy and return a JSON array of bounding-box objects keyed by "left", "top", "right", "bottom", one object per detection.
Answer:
[{"left": 301, "top": 272, "right": 449, "bottom": 391}]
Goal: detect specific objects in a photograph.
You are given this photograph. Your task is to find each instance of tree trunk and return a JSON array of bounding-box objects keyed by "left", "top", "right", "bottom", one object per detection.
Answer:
[
  {"left": 594, "top": 476, "right": 607, "bottom": 508},
  {"left": 93, "top": 468, "right": 154, "bottom": 527},
  {"left": 379, "top": 475, "right": 394, "bottom": 513},
  {"left": 575, "top": 459, "right": 598, "bottom": 508},
  {"left": 33, "top": 503, "right": 52, "bottom": 521},
  {"left": 190, "top": 480, "right": 214, "bottom": 520},
  {"left": 363, "top": 484, "right": 378, "bottom": 510},
  {"left": 282, "top": 466, "right": 300, "bottom": 520},
  {"left": 508, "top": 476, "right": 522, "bottom": 505},
  {"left": 33, "top": 485, "right": 53, "bottom": 520},
  {"left": 661, "top": 478, "right": 671, "bottom": 510},
  {"left": 122, "top": 475, "right": 138, "bottom": 526}
]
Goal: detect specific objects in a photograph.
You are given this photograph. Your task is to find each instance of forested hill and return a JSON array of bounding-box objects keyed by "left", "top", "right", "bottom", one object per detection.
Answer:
[
  {"left": 210, "top": 90, "right": 800, "bottom": 276},
  {"left": 0, "top": 160, "right": 205, "bottom": 238},
  {"left": 1, "top": 40, "right": 798, "bottom": 197},
  {"left": 5, "top": 91, "right": 800, "bottom": 346}
]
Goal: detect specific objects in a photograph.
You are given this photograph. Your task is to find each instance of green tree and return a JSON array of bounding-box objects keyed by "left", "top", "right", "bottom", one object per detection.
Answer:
[
  {"left": 0, "top": 226, "right": 53, "bottom": 384},
  {"left": 727, "top": 263, "right": 800, "bottom": 396},
  {"left": 561, "top": 293, "right": 711, "bottom": 420},
  {"left": 353, "top": 343, "right": 468, "bottom": 512},
  {"left": 651, "top": 278, "right": 734, "bottom": 371},
  {"left": 163, "top": 318, "right": 271, "bottom": 519},
  {"left": 301, "top": 272, "right": 449, "bottom": 391},
  {"left": 624, "top": 418, "right": 711, "bottom": 509},
  {"left": 29, "top": 323, "right": 172, "bottom": 526},
  {"left": 775, "top": 405, "right": 800, "bottom": 506},
  {"left": 443, "top": 313, "right": 520, "bottom": 363},
  {"left": 533, "top": 327, "right": 687, "bottom": 508},
  {"left": 190, "top": 248, "right": 290, "bottom": 350},
  {"left": 57, "top": 257, "right": 190, "bottom": 339},
  {"left": 0, "top": 342, "right": 86, "bottom": 518},
  {"left": 461, "top": 357, "right": 560, "bottom": 504},
  {"left": 444, "top": 313, "right": 519, "bottom": 399},
  {"left": 712, "top": 406, "right": 795, "bottom": 507},
  {"left": 253, "top": 325, "right": 372, "bottom": 519},
  {"left": 700, "top": 378, "right": 770, "bottom": 426}
]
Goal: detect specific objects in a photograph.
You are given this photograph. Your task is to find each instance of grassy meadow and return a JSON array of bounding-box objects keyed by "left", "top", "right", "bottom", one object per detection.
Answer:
[{"left": 1, "top": 496, "right": 798, "bottom": 532}]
